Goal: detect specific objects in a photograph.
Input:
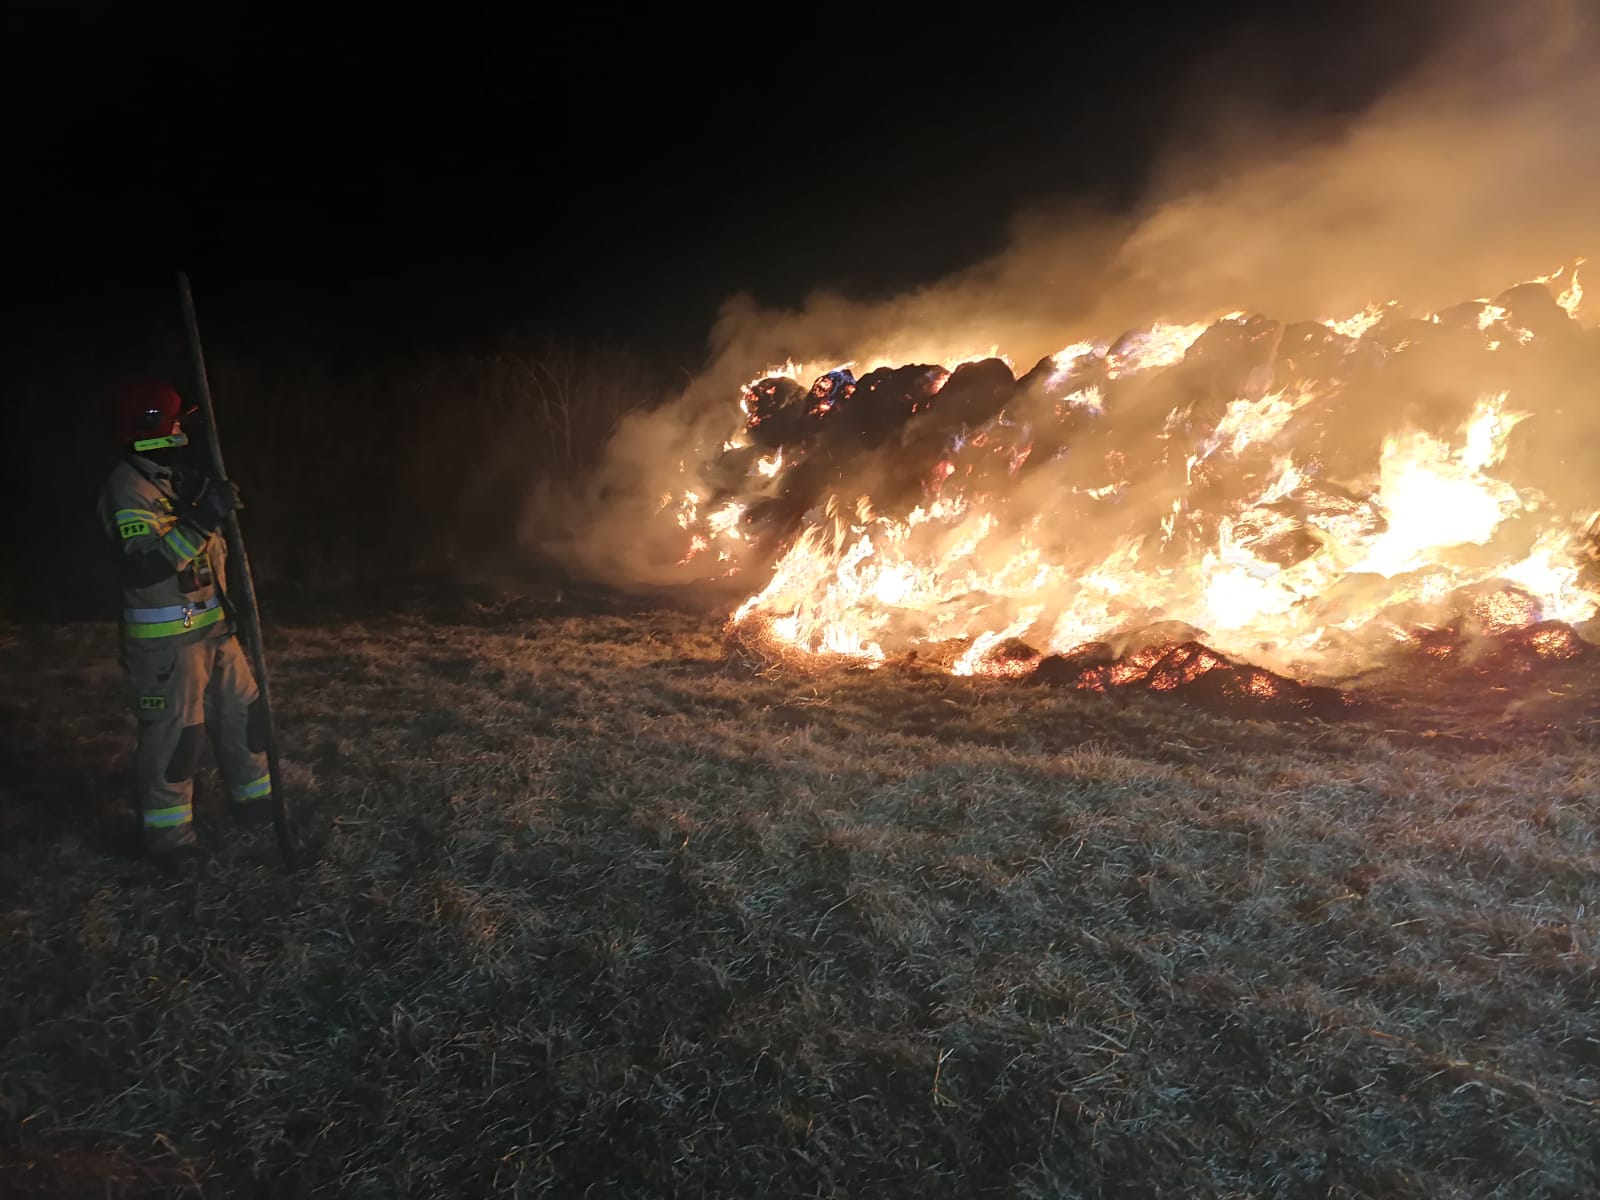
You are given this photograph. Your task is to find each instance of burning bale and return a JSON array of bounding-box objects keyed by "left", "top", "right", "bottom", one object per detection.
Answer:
[
  {"left": 662, "top": 265, "right": 1600, "bottom": 697},
  {"left": 1398, "top": 615, "right": 1592, "bottom": 675},
  {"left": 1033, "top": 636, "right": 1355, "bottom": 720},
  {"left": 1016, "top": 618, "right": 1356, "bottom": 719}
]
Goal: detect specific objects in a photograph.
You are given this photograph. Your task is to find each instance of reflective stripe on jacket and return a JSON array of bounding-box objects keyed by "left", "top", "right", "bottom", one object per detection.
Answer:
[
  {"left": 98, "top": 456, "right": 233, "bottom": 645},
  {"left": 123, "top": 595, "right": 227, "bottom": 639}
]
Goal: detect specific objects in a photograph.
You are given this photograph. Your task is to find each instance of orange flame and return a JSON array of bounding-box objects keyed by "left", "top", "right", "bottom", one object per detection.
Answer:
[{"left": 673, "top": 269, "right": 1599, "bottom": 679}]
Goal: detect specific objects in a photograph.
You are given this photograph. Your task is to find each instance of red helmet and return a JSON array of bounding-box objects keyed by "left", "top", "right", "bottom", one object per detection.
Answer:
[{"left": 113, "top": 382, "right": 194, "bottom": 451}]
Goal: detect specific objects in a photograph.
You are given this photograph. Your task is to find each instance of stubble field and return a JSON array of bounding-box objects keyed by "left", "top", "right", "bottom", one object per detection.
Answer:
[{"left": 2, "top": 583, "right": 1597, "bottom": 1198}]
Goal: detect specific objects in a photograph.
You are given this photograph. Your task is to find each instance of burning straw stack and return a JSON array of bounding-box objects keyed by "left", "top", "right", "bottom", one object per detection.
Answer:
[{"left": 679, "top": 275, "right": 1600, "bottom": 717}]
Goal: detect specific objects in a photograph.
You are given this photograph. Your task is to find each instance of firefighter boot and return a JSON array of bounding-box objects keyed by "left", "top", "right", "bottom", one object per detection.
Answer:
[
  {"left": 231, "top": 792, "right": 275, "bottom": 830},
  {"left": 150, "top": 842, "right": 200, "bottom": 879}
]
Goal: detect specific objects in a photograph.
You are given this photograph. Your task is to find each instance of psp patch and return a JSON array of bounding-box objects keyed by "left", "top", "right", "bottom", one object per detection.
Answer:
[
  {"left": 119, "top": 520, "right": 151, "bottom": 539},
  {"left": 139, "top": 695, "right": 166, "bottom": 711}
]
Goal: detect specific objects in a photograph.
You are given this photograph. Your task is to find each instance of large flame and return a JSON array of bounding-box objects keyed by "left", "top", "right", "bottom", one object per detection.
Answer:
[{"left": 669, "top": 267, "right": 1599, "bottom": 680}]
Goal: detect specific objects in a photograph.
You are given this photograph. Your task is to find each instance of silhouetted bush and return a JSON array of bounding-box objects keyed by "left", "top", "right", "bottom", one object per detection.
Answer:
[{"left": 8, "top": 321, "right": 668, "bottom": 615}]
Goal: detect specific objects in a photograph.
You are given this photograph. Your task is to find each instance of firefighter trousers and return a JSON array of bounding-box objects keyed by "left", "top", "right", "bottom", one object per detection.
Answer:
[{"left": 122, "top": 632, "right": 272, "bottom": 851}]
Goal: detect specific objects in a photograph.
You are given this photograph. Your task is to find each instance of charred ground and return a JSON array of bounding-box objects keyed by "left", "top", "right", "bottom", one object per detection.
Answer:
[{"left": 2, "top": 582, "right": 1597, "bottom": 1198}]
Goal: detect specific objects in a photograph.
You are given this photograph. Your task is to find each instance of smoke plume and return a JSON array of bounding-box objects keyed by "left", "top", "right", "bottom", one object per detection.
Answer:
[{"left": 528, "top": 0, "right": 1600, "bottom": 615}]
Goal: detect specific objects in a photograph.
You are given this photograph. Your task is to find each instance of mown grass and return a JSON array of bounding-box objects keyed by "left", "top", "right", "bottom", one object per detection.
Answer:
[{"left": 1, "top": 584, "right": 1597, "bottom": 1198}]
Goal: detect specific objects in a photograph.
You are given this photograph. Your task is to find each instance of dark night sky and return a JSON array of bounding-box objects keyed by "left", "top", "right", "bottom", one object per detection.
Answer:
[{"left": 3, "top": 2, "right": 1445, "bottom": 365}]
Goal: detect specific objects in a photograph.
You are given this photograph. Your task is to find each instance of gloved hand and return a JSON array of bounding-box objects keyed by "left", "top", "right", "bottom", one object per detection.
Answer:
[{"left": 187, "top": 478, "right": 243, "bottom": 532}]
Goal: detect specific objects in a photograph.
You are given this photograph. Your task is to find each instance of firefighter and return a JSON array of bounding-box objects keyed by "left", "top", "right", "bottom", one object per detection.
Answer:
[{"left": 98, "top": 382, "right": 273, "bottom": 874}]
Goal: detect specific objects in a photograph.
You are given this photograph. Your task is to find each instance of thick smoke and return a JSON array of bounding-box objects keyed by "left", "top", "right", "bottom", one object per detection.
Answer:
[{"left": 528, "top": 0, "right": 1600, "bottom": 601}]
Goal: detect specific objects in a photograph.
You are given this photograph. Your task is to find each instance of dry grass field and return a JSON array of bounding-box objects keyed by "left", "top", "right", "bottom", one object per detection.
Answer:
[{"left": 2, "top": 582, "right": 1597, "bottom": 1198}]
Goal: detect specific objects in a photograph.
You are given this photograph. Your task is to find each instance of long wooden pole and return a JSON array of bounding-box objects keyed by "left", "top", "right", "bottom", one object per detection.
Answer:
[{"left": 177, "top": 271, "right": 297, "bottom": 866}]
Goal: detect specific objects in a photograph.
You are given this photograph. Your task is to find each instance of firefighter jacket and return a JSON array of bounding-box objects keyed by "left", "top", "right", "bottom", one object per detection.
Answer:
[{"left": 97, "top": 455, "right": 234, "bottom": 646}]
